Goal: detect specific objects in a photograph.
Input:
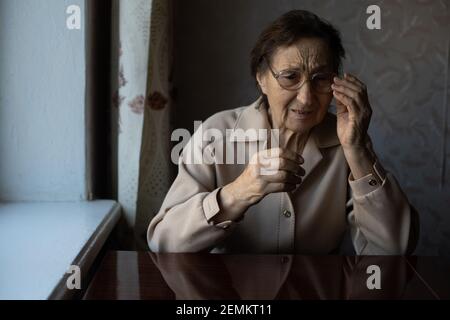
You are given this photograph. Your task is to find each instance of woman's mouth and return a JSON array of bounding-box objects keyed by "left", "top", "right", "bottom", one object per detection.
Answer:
[{"left": 290, "top": 109, "right": 314, "bottom": 120}]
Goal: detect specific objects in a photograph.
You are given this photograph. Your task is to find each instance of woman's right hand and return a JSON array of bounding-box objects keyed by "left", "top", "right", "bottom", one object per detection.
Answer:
[{"left": 215, "top": 148, "right": 305, "bottom": 223}]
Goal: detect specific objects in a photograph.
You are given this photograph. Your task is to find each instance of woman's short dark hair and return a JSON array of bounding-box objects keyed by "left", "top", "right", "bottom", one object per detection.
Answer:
[{"left": 251, "top": 10, "right": 346, "bottom": 80}]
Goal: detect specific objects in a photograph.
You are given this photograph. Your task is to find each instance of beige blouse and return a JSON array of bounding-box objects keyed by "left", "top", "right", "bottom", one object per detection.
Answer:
[{"left": 147, "top": 97, "right": 418, "bottom": 255}]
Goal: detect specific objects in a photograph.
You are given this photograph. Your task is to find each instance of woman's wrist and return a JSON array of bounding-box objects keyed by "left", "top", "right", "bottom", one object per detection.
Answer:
[
  {"left": 222, "top": 183, "right": 251, "bottom": 211},
  {"left": 214, "top": 182, "right": 255, "bottom": 223},
  {"left": 342, "top": 146, "right": 375, "bottom": 179}
]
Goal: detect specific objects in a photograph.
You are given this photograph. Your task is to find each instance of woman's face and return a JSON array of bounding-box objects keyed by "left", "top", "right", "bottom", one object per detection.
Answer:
[{"left": 257, "top": 37, "right": 334, "bottom": 134}]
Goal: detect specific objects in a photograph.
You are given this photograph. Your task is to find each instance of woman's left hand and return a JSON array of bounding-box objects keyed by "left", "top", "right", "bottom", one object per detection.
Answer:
[{"left": 331, "top": 73, "right": 372, "bottom": 151}]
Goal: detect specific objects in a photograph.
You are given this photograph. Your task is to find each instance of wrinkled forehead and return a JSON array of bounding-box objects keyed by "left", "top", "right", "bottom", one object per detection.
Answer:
[{"left": 271, "top": 38, "right": 332, "bottom": 72}]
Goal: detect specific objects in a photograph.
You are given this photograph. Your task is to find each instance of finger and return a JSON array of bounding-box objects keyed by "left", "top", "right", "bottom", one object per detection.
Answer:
[
  {"left": 333, "top": 76, "right": 361, "bottom": 92},
  {"left": 279, "top": 158, "right": 305, "bottom": 176},
  {"left": 264, "top": 148, "right": 304, "bottom": 164},
  {"left": 331, "top": 84, "right": 363, "bottom": 106},
  {"left": 335, "top": 100, "right": 348, "bottom": 115},
  {"left": 261, "top": 170, "right": 302, "bottom": 184},
  {"left": 332, "top": 88, "right": 363, "bottom": 115},
  {"left": 266, "top": 182, "right": 298, "bottom": 194},
  {"left": 260, "top": 158, "right": 305, "bottom": 176},
  {"left": 344, "top": 73, "right": 366, "bottom": 88},
  {"left": 344, "top": 73, "right": 372, "bottom": 116},
  {"left": 261, "top": 171, "right": 302, "bottom": 184},
  {"left": 333, "top": 91, "right": 357, "bottom": 115},
  {"left": 265, "top": 158, "right": 305, "bottom": 175}
]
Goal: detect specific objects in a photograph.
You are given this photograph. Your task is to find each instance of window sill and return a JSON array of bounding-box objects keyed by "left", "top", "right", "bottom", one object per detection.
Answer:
[{"left": 0, "top": 200, "right": 121, "bottom": 300}]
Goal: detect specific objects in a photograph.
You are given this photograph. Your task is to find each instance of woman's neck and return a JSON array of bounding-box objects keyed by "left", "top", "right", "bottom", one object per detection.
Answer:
[
  {"left": 267, "top": 107, "right": 310, "bottom": 154},
  {"left": 280, "top": 129, "right": 309, "bottom": 155}
]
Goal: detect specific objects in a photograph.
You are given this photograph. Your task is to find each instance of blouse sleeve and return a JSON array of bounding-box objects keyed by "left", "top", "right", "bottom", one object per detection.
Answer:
[
  {"left": 147, "top": 125, "right": 237, "bottom": 253},
  {"left": 346, "top": 160, "right": 419, "bottom": 255}
]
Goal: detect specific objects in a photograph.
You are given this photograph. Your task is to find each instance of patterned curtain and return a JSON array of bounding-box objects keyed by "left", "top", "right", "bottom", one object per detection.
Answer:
[{"left": 111, "top": 0, "right": 172, "bottom": 249}]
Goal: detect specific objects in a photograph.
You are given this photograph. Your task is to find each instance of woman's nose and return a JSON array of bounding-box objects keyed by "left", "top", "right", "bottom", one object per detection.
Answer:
[{"left": 296, "top": 81, "right": 313, "bottom": 107}]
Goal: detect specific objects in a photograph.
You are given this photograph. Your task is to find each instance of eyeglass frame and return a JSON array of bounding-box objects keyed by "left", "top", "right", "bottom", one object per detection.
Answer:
[{"left": 263, "top": 56, "right": 337, "bottom": 93}]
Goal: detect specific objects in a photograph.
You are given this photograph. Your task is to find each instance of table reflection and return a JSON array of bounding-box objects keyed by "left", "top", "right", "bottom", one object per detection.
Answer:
[
  {"left": 149, "top": 253, "right": 420, "bottom": 300},
  {"left": 84, "top": 252, "right": 447, "bottom": 300}
]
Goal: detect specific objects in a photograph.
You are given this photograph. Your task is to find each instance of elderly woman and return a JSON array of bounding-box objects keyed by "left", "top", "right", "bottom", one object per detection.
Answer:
[{"left": 147, "top": 10, "right": 418, "bottom": 255}]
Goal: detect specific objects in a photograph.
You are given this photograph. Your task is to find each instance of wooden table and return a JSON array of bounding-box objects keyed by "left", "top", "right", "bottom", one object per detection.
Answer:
[{"left": 83, "top": 251, "right": 450, "bottom": 300}]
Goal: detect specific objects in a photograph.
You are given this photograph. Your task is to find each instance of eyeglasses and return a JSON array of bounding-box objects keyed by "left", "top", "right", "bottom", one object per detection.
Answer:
[{"left": 264, "top": 57, "right": 336, "bottom": 94}]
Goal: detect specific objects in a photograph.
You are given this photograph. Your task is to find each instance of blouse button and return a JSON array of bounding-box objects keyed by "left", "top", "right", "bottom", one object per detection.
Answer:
[
  {"left": 369, "top": 179, "right": 378, "bottom": 186},
  {"left": 283, "top": 209, "right": 291, "bottom": 218}
]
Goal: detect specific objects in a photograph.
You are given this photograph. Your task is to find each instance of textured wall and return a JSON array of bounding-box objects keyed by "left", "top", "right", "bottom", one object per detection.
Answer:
[
  {"left": 0, "top": 0, "right": 86, "bottom": 201},
  {"left": 173, "top": 0, "right": 450, "bottom": 255}
]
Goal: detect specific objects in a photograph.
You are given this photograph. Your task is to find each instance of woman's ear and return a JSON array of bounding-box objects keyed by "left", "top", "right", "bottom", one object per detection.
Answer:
[{"left": 256, "top": 72, "right": 268, "bottom": 95}]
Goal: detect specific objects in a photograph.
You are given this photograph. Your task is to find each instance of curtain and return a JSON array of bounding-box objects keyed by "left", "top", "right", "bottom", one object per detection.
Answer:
[{"left": 111, "top": 0, "right": 172, "bottom": 249}]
